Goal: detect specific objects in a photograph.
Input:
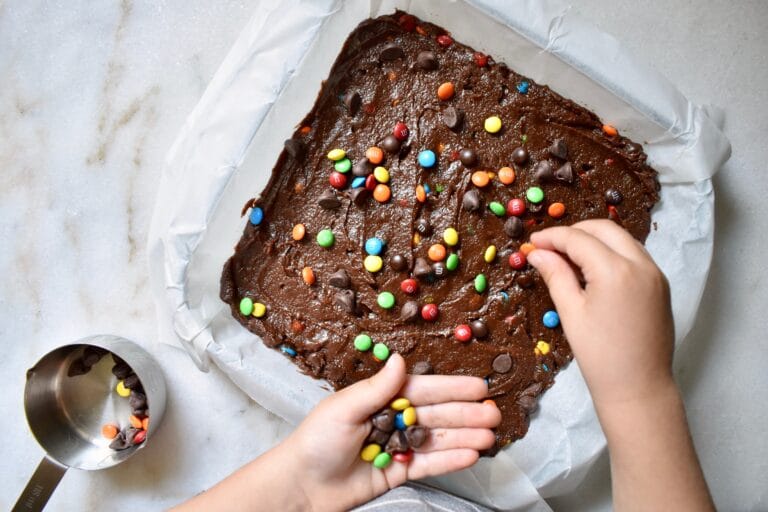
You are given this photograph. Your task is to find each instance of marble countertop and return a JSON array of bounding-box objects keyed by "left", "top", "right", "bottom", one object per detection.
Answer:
[{"left": 1, "top": 1, "right": 765, "bottom": 510}]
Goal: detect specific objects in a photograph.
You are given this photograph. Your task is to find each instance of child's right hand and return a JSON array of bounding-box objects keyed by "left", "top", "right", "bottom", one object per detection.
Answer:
[{"left": 527, "top": 220, "right": 675, "bottom": 410}]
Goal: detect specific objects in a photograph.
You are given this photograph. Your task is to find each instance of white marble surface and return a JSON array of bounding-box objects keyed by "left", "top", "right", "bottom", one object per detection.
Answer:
[{"left": 1, "top": 1, "right": 766, "bottom": 511}]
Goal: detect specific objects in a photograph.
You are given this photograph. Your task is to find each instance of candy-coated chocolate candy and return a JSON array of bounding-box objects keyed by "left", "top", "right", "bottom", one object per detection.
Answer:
[
  {"left": 280, "top": 345, "right": 297, "bottom": 357},
  {"left": 436, "top": 34, "right": 453, "bottom": 47},
  {"left": 102, "top": 424, "right": 119, "bottom": 440},
  {"left": 415, "top": 184, "right": 427, "bottom": 202},
  {"left": 498, "top": 166, "right": 515, "bottom": 185},
  {"left": 366, "top": 146, "right": 384, "bottom": 164},
  {"left": 393, "top": 122, "right": 409, "bottom": 141},
  {"left": 548, "top": 202, "right": 566, "bottom": 218},
  {"left": 526, "top": 186, "right": 544, "bottom": 203},
  {"left": 365, "top": 174, "right": 377, "bottom": 191},
  {"left": 302, "top": 266, "right": 315, "bottom": 285},
  {"left": 536, "top": 340, "right": 551, "bottom": 355},
  {"left": 455, "top": 324, "right": 472, "bottom": 342},
  {"left": 373, "top": 342, "right": 390, "bottom": 361},
  {"left": 605, "top": 188, "right": 623, "bottom": 205},
  {"left": 361, "top": 443, "right": 382, "bottom": 462},
  {"left": 393, "top": 450, "right": 413, "bottom": 463},
  {"left": 116, "top": 380, "right": 131, "bottom": 398},
  {"left": 402, "top": 406, "right": 417, "bottom": 426},
  {"left": 364, "top": 255, "right": 384, "bottom": 273},
  {"left": 239, "top": 297, "right": 254, "bottom": 316},
  {"left": 443, "top": 227, "right": 459, "bottom": 246},
  {"left": 249, "top": 206, "right": 264, "bottom": 226},
  {"left": 373, "top": 184, "right": 391, "bottom": 202},
  {"left": 445, "top": 253, "right": 459, "bottom": 271},
  {"left": 354, "top": 334, "right": 373, "bottom": 351},
  {"left": 365, "top": 237, "right": 386, "bottom": 256},
  {"left": 512, "top": 146, "right": 529, "bottom": 165},
  {"left": 351, "top": 176, "right": 366, "bottom": 188},
  {"left": 437, "top": 82, "right": 455, "bottom": 101},
  {"left": 484, "top": 116, "right": 502, "bottom": 133},
  {"left": 373, "top": 166, "right": 390, "bottom": 183},
  {"left": 377, "top": 292, "right": 395, "bottom": 309},
  {"left": 129, "top": 415, "right": 143, "bottom": 429},
  {"left": 421, "top": 303, "right": 439, "bottom": 322},
  {"left": 507, "top": 198, "right": 526, "bottom": 216},
  {"left": 141, "top": 417, "right": 149, "bottom": 431},
  {"left": 543, "top": 310, "right": 560, "bottom": 328},
  {"left": 390, "top": 397, "right": 411, "bottom": 410},
  {"left": 427, "top": 244, "right": 447, "bottom": 262},
  {"left": 327, "top": 148, "right": 346, "bottom": 161},
  {"left": 520, "top": 242, "right": 536, "bottom": 255},
  {"left": 484, "top": 245, "right": 497, "bottom": 263},
  {"left": 316, "top": 229, "right": 335, "bottom": 248},
  {"left": 292, "top": 223, "right": 306, "bottom": 241},
  {"left": 602, "top": 124, "right": 618, "bottom": 137},
  {"left": 508, "top": 251, "right": 527, "bottom": 270},
  {"left": 334, "top": 157, "right": 352, "bottom": 174},
  {"left": 471, "top": 171, "right": 490, "bottom": 188},
  {"left": 133, "top": 430, "right": 147, "bottom": 445},
  {"left": 400, "top": 278, "right": 419, "bottom": 294},
  {"left": 394, "top": 412, "right": 407, "bottom": 431},
  {"left": 474, "top": 52, "right": 488, "bottom": 67},
  {"left": 474, "top": 273, "right": 488, "bottom": 293},
  {"left": 373, "top": 452, "right": 392, "bottom": 469},
  {"left": 329, "top": 171, "right": 347, "bottom": 189},
  {"left": 488, "top": 201, "right": 505, "bottom": 216},
  {"left": 418, "top": 150, "right": 436, "bottom": 168},
  {"left": 470, "top": 320, "right": 488, "bottom": 338},
  {"left": 253, "top": 302, "right": 266, "bottom": 318},
  {"left": 517, "top": 81, "right": 530, "bottom": 94}
]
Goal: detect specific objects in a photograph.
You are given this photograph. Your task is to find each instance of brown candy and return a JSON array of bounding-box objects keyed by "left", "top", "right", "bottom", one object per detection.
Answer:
[
  {"left": 459, "top": 148, "right": 477, "bottom": 167},
  {"left": 380, "top": 134, "right": 401, "bottom": 153},
  {"left": 415, "top": 218, "right": 432, "bottom": 236},
  {"left": 605, "top": 188, "right": 623, "bottom": 205},
  {"left": 470, "top": 320, "right": 489, "bottom": 339},
  {"left": 390, "top": 254, "right": 408, "bottom": 271},
  {"left": 504, "top": 216, "right": 524, "bottom": 238},
  {"left": 511, "top": 146, "right": 529, "bottom": 165}
]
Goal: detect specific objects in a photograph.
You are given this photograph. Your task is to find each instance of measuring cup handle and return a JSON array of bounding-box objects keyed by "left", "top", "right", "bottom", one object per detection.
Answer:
[{"left": 12, "top": 456, "right": 67, "bottom": 512}]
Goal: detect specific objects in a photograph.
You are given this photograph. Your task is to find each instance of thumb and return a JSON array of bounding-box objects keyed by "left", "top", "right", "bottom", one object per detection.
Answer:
[
  {"left": 527, "top": 248, "right": 584, "bottom": 315},
  {"left": 334, "top": 353, "right": 407, "bottom": 422}
]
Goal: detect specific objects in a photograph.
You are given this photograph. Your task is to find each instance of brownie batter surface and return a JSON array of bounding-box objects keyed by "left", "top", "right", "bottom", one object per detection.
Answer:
[{"left": 220, "top": 12, "right": 659, "bottom": 453}]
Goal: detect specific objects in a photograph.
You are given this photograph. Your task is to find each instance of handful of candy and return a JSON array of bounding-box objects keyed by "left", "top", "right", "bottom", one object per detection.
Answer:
[{"left": 361, "top": 397, "right": 428, "bottom": 469}]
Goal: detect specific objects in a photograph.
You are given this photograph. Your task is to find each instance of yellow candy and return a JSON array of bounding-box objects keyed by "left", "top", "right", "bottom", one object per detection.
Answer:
[
  {"left": 115, "top": 381, "right": 131, "bottom": 398},
  {"left": 536, "top": 340, "right": 551, "bottom": 356},
  {"left": 364, "top": 255, "right": 383, "bottom": 273},
  {"left": 484, "top": 116, "right": 502, "bottom": 134},
  {"left": 443, "top": 227, "right": 459, "bottom": 246},
  {"left": 403, "top": 406, "right": 417, "bottom": 426},
  {"left": 373, "top": 166, "right": 390, "bottom": 183},
  {"left": 484, "top": 245, "right": 497, "bottom": 263},
  {"left": 360, "top": 443, "right": 382, "bottom": 462},
  {"left": 412, "top": 233, "right": 421, "bottom": 246},
  {"left": 253, "top": 302, "right": 267, "bottom": 318},
  {"left": 327, "top": 148, "right": 346, "bottom": 161},
  {"left": 390, "top": 397, "right": 411, "bottom": 410}
]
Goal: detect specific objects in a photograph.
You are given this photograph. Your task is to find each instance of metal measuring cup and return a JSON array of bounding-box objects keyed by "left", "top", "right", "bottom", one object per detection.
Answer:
[{"left": 13, "top": 335, "right": 166, "bottom": 512}]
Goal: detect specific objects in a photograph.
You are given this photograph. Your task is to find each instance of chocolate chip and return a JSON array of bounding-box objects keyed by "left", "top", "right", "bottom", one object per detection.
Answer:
[
  {"left": 511, "top": 146, "right": 529, "bottom": 165},
  {"left": 129, "top": 391, "right": 147, "bottom": 410},
  {"left": 459, "top": 148, "right": 477, "bottom": 167},
  {"left": 504, "top": 216, "right": 524, "bottom": 238},
  {"left": 411, "top": 361, "right": 433, "bottom": 375},
  {"left": 372, "top": 409, "right": 396, "bottom": 432},
  {"left": 527, "top": 201, "right": 544, "bottom": 213},
  {"left": 516, "top": 273, "right": 534, "bottom": 289},
  {"left": 82, "top": 351, "right": 102, "bottom": 368},
  {"left": 380, "top": 43, "right": 405, "bottom": 62},
  {"left": 334, "top": 290, "right": 356, "bottom": 314},
  {"left": 109, "top": 432, "right": 130, "bottom": 451},
  {"left": 534, "top": 161, "right": 554, "bottom": 182},
  {"left": 111, "top": 362, "right": 132, "bottom": 380},
  {"left": 605, "top": 188, "right": 623, "bottom": 205},
  {"left": 626, "top": 142, "right": 643, "bottom": 154},
  {"left": 415, "top": 218, "right": 431, "bottom": 236},
  {"left": 352, "top": 158, "right": 372, "bottom": 177},
  {"left": 405, "top": 425, "right": 428, "bottom": 448},
  {"left": 390, "top": 254, "right": 408, "bottom": 271},
  {"left": 67, "top": 358, "right": 89, "bottom": 377},
  {"left": 131, "top": 408, "right": 147, "bottom": 418},
  {"left": 462, "top": 189, "right": 481, "bottom": 212},
  {"left": 442, "top": 106, "right": 463, "bottom": 130},
  {"left": 398, "top": 143, "right": 412, "bottom": 160},
  {"left": 283, "top": 138, "right": 306, "bottom": 160},
  {"left": 343, "top": 90, "right": 361, "bottom": 116},
  {"left": 493, "top": 353, "right": 513, "bottom": 373},
  {"left": 554, "top": 162, "right": 574, "bottom": 184},
  {"left": 470, "top": 320, "right": 488, "bottom": 338},
  {"left": 401, "top": 301, "right": 420, "bottom": 323},
  {"left": 416, "top": 50, "right": 438, "bottom": 70},
  {"left": 386, "top": 430, "right": 409, "bottom": 453},
  {"left": 349, "top": 187, "right": 369, "bottom": 206},
  {"left": 412, "top": 258, "right": 433, "bottom": 279},
  {"left": 548, "top": 138, "right": 568, "bottom": 159},
  {"left": 328, "top": 269, "right": 351, "bottom": 288},
  {"left": 432, "top": 262, "right": 447, "bottom": 278},
  {"left": 517, "top": 394, "right": 538, "bottom": 413},
  {"left": 522, "top": 382, "right": 544, "bottom": 397},
  {"left": 380, "top": 134, "right": 401, "bottom": 153},
  {"left": 497, "top": 63, "right": 510, "bottom": 79},
  {"left": 366, "top": 428, "right": 391, "bottom": 446},
  {"left": 123, "top": 374, "right": 141, "bottom": 390},
  {"left": 124, "top": 427, "right": 139, "bottom": 445},
  {"left": 318, "top": 190, "right": 341, "bottom": 209}
]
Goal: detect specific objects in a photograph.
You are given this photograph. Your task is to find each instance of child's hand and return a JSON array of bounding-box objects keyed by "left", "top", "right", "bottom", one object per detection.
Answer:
[
  {"left": 527, "top": 219, "right": 675, "bottom": 409},
  {"left": 280, "top": 354, "right": 500, "bottom": 511}
]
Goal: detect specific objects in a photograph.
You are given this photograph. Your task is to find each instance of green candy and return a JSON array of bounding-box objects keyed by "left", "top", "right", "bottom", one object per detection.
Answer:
[
  {"left": 526, "top": 186, "right": 544, "bottom": 204},
  {"left": 354, "top": 334, "right": 373, "bottom": 351},
  {"left": 377, "top": 291, "right": 395, "bottom": 309},
  {"left": 445, "top": 253, "right": 459, "bottom": 271},
  {"left": 316, "top": 229, "right": 335, "bottom": 248},
  {"left": 373, "top": 343, "right": 390, "bottom": 361},
  {"left": 373, "top": 452, "right": 392, "bottom": 469},
  {"left": 488, "top": 201, "right": 505, "bottom": 216},
  {"left": 474, "top": 273, "right": 488, "bottom": 293},
  {"left": 239, "top": 297, "right": 254, "bottom": 316},
  {"left": 334, "top": 158, "right": 352, "bottom": 173}
]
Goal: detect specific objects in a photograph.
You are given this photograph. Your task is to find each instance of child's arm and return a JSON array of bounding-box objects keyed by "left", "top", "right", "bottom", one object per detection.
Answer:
[
  {"left": 528, "top": 219, "right": 714, "bottom": 512},
  {"left": 171, "top": 354, "right": 500, "bottom": 512}
]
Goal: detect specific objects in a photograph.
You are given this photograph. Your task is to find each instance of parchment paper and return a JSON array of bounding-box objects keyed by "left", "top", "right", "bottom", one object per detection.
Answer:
[{"left": 147, "top": 1, "right": 730, "bottom": 509}]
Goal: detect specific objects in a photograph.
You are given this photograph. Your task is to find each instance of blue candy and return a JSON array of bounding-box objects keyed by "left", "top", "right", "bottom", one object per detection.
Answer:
[
  {"left": 517, "top": 81, "right": 530, "bottom": 94},
  {"left": 394, "top": 412, "right": 407, "bottom": 431},
  {"left": 365, "top": 237, "right": 385, "bottom": 256},
  {"left": 280, "top": 345, "right": 297, "bottom": 357},
  {"left": 418, "top": 150, "right": 436, "bottom": 168},
  {"left": 351, "top": 176, "right": 366, "bottom": 188},
  {"left": 542, "top": 363, "right": 550, "bottom": 372},
  {"left": 249, "top": 206, "right": 264, "bottom": 226},
  {"left": 499, "top": 291, "right": 510, "bottom": 304},
  {"left": 423, "top": 183, "right": 431, "bottom": 194},
  {"left": 542, "top": 310, "right": 560, "bottom": 328}
]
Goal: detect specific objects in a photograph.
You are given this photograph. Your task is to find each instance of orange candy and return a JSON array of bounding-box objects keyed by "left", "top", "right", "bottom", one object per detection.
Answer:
[
  {"left": 142, "top": 417, "right": 150, "bottom": 431},
  {"left": 428, "top": 244, "right": 447, "bottom": 262},
  {"left": 129, "top": 415, "right": 143, "bottom": 429},
  {"left": 366, "top": 146, "right": 384, "bottom": 164},
  {"left": 302, "top": 266, "right": 315, "bottom": 285},
  {"left": 299, "top": 125, "right": 311, "bottom": 134},
  {"left": 483, "top": 399, "right": 497, "bottom": 407},
  {"left": 520, "top": 242, "right": 536, "bottom": 256},
  {"left": 471, "top": 171, "right": 490, "bottom": 188},
  {"left": 498, "top": 166, "right": 515, "bottom": 185},
  {"left": 548, "top": 202, "right": 566, "bottom": 218},
  {"left": 415, "top": 185, "right": 426, "bottom": 203},
  {"left": 437, "top": 82, "right": 455, "bottom": 101},
  {"left": 101, "top": 424, "right": 119, "bottom": 440},
  {"left": 292, "top": 223, "right": 306, "bottom": 241},
  {"left": 602, "top": 124, "right": 618, "bottom": 137},
  {"left": 373, "top": 184, "right": 391, "bottom": 203}
]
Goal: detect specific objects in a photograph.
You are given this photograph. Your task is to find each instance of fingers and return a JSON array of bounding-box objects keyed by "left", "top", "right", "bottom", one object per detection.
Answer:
[
  {"left": 414, "top": 427, "right": 496, "bottom": 452},
  {"left": 526, "top": 248, "right": 585, "bottom": 313},
  {"left": 383, "top": 449, "right": 479, "bottom": 483},
  {"left": 416, "top": 402, "right": 501, "bottom": 429},
  {"left": 529, "top": 225, "right": 618, "bottom": 284},
  {"left": 333, "top": 354, "right": 407, "bottom": 421},
  {"left": 400, "top": 375, "right": 487, "bottom": 406},
  {"left": 571, "top": 219, "right": 650, "bottom": 263}
]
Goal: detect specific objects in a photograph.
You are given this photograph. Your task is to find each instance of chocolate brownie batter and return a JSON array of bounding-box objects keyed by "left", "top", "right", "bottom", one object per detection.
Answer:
[{"left": 220, "top": 12, "right": 659, "bottom": 453}]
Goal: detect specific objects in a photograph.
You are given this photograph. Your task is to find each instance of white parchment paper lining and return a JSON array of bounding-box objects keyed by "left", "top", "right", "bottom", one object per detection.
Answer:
[{"left": 147, "top": 1, "right": 730, "bottom": 510}]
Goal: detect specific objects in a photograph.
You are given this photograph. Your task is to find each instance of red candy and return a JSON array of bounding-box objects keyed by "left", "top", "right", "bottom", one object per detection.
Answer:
[
  {"left": 454, "top": 324, "right": 472, "bottom": 342},
  {"left": 401, "top": 278, "right": 419, "bottom": 295},
  {"left": 473, "top": 52, "right": 488, "bottom": 67},
  {"left": 398, "top": 14, "right": 417, "bottom": 32},
  {"left": 393, "top": 122, "right": 409, "bottom": 141},
  {"left": 508, "top": 251, "right": 527, "bottom": 270},
  {"left": 507, "top": 198, "right": 526, "bottom": 216},
  {"left": 436, "top": 34, "right": 453, "bottom": 47},
  {"left": 133, "top": 430, "right": 147, "bottom": 445},
  {"left": 329, "top": 171, "right": 347, "bottom": 189},
  {"left": 393, "top": 450, "right": 413, "bottom": 463},
  {"left": 421, "top": 303, "right": 439, "bottom": 322},
  {"left": 365, "top": 174, "right": 377, "bottom": 191}
]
